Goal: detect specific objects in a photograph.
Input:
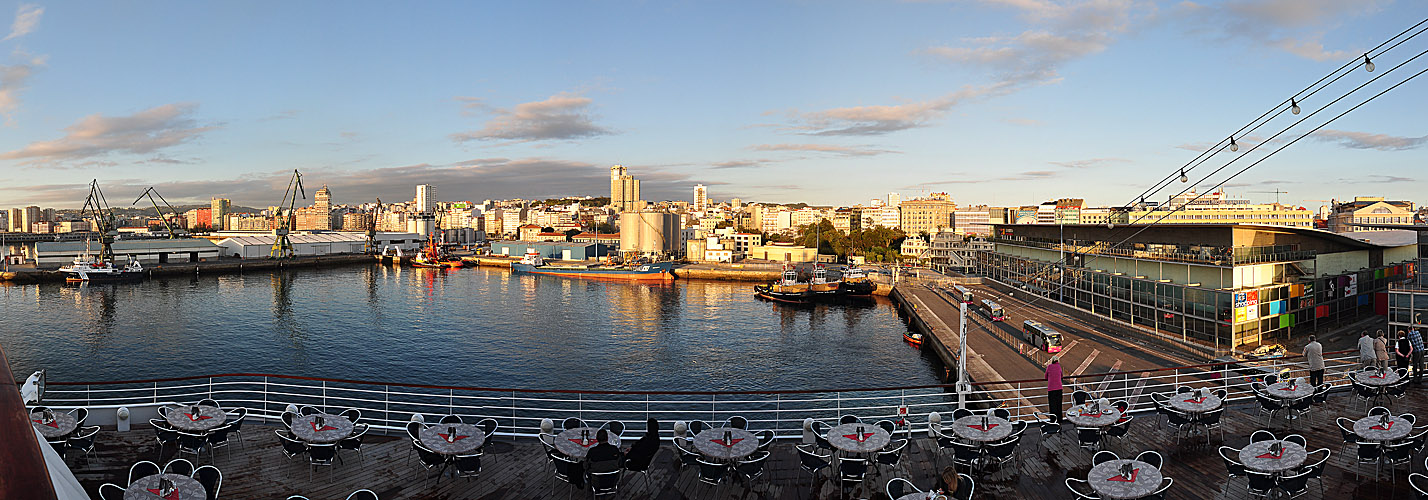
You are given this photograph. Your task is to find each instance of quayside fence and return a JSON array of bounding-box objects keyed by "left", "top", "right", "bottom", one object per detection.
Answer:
[{"left": 37, "top": 349, "right": 1361, "bottom": 440}]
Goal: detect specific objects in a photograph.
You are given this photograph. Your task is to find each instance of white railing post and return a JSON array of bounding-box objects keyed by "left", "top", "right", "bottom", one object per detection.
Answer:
[
  {"left": 263, "top": 377, "right": 269, "bottom": 423},
  {"left": 775, "top": 394, "right": 782, "bottom": 438},
  {"left": 384, "top": 385, "right": 391, "bottom": 435},
  {"left": 512, "top": 391, "right": 518, "bottom": 437},
  {"left": 322, "top": 381, "right": 328, "bottom": 412},
  {"left": 152, "top": 382, "right": 158, "bottom": 404},
  {"left": 208, "top": 377, "right": 213, "bottom": 402}
]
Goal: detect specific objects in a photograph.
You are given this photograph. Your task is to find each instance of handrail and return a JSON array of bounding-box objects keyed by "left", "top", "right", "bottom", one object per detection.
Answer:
[{"left": 976, "top": 349, "right": 1355, "bottom": 387}]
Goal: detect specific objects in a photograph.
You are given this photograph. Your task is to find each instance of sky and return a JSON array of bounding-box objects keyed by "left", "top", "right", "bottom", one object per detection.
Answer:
[{"left": 0, "top": 0, "right": 1424, "bottom": 210}]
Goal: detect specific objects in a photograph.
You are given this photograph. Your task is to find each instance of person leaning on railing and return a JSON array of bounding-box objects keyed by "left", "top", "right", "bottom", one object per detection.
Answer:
[
  {"left": 1046, "top": 356, "right": 1064, "bottom": 421},
  {"left": 1359, "top": 331, "right": 1377, "bottom": 370},
  {"left": 1396, "top": 330, "right": 1415, "bottom": 374},
  {"left": 1409, "top": 325, "right": 1425, "bottom": 384},
  {"left": 1303, "top": 336, "right": 1324, "bottom": 386}
]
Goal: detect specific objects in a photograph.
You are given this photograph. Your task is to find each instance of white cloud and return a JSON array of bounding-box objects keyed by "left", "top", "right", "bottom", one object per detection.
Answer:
[
  {"left": 0, "top": 103, "right": 218, "bottom": 166},
  {"left": 750, "top": 143, "right": 897, "bottom": 156},
  {"left": 2, "top": 3, "right": 43, "bottom": 42},
  {"left": 1178, "top": 0, "right": 1385, "bottom": 61},
  {"left": 1049, "top": 157, "right": 1129, "bottom": 169},
  {"left": 451, "top": 92, "right": 614, "bottom": 143},
  {"left": 1309, "top": 129, "right": 1428, "bottom": 151}
]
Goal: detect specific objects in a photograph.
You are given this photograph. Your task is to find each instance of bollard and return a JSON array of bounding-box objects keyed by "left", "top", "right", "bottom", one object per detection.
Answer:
[
  {"left": 673, "top": 421, "right": 688, "bottom": 440},
  {"left": 928, "top": 412, "right": 941, "bottom": 438},
  {"left": 802, "top": 418, "right": 815, "bottom": 444},
  {"left": 540, "top": 418, "right": 555, "bottom": 436},
  {"left": 116, "top": 407, "right": 131, "bottom": 432}
]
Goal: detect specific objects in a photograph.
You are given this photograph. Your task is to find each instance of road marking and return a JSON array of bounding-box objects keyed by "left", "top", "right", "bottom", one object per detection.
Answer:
[
  {"left": 1127, "top": 376, "right": 1149, "bottom": 410},
  {"left": 1059, "top": 339, "right": 1080, "bottom": 357},
  {"left": 1072, "top": 349, "right": 1100, "bottom": 377},
  {"left": 1094, "top": 360, "right": 1124, "bottom": 395}
]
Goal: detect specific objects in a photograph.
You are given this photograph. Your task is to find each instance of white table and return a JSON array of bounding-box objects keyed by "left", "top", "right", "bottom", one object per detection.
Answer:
[
  {"left": 165, "top": 405, "right": 226, "bottom": 432},
  {"left": 1066, "top": 404, "right": 1121, "bottom": 428},
  {"left": 1354, "top": 415, "right": 1411, "bottom": 442},
  {"left": 1087, "top": 459, "right": 1163, "bottom": 500},
  {"left": 1239, "top": 440, "right": 1306, "bottom": 474},
  {"left": 555, "top": 427, "right": 618, "bottom": 460},
  {"left": 1265, "top": 379, "right": 1313, "bottom": 400},
  {"left": 1168, "top": 393, "right": 1222, "bottom": 415},
  {"left": 693, "top": 427, "right": 759, "bottom": 461},
  {"left": 290, "top": 414, "right": 354, "bottom": 444},
  {"left": 949, "top": 415, "right": 1013, "bottom": 443}
]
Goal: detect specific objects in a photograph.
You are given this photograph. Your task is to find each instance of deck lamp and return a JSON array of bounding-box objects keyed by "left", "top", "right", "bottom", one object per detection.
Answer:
[
  {"left": 1290, "top": 98, "right": 1301, "bottom": 115},
  {"left": 1179, "top": 169, "right": 1188, "bottom": 183},
  {"left": 1228, "top": 137, "right": 1239, "bottom": 152},
  {"left": 1364, "top": 54, "right": 1375, "bottom": 72}
]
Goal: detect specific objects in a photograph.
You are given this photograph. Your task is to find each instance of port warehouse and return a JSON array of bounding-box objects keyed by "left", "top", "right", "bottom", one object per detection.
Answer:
[
  {"left": 976, "top": 223, "right": 1417, "bottom": 354},
  {"left": 490, "top": 241, "right": 610, "bottom": 260},
  {"left": 33, "top": 231, "right": 422, "bottom": 266}
]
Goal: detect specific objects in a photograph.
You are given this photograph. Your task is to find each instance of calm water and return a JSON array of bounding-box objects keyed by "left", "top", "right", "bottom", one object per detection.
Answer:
[{"left": 1, "top": 264, "right": 939, "bottom": 391}]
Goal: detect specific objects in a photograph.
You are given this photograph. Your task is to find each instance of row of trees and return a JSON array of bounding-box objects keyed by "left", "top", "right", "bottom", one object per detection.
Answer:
[{"left": 790, "top": 220, "right": 909, "bottom": 263}]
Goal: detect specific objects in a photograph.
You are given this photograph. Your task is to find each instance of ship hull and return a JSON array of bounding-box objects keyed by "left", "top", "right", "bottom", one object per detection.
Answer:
[
  {"left": 511, "top": 261, "right": 675, "bottom": 281},
  {"left": 63, "top": 271, "right": 142, "bottom": 283}
]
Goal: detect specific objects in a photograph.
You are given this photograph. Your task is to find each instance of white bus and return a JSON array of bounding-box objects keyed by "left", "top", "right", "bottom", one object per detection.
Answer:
[
  {"left": 1022, "top": 320, "right": 1063, "bottom": 353},
  {"left": 951, "top": 285, "right": 973, "bottom": 304}
]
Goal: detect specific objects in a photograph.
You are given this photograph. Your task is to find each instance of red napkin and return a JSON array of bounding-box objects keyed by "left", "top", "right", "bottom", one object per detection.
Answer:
[
  {"left": 184, "top": 413, "right": 213, "bottom": 421},
  {"left": 711, "top": 437, "right": 745, "bottom": 447},
  {"left": 1183, "top": 397, "right": 1206, "bottom": 404},
  {"left": 1081, "top": 411, "right": 1105, "bottom": 417},
  {"left": 1276, "top": 386, "right": 1297, "bottom": 391},
  {"left": 1371, "top": 421, "right": 1395, "bottom": 431},
  {"left": 311, "top": 422, "right": 337, "bottom": 432},
  {"left": 1255, "top": 448, "right": 1284, "bottom": 459},
  {"left": 964, "top": 424, "right": 999, "bottom": 432},
  {"left": 438, "top": 433, "right": 468, "bottom": 442},
  {"left": 146, "top": 488, "right": 182, "bottom": 500},
  {"left": 1370, "top": 373, "right": 1386, "bottom": 379},
  {"left": 1106, "top": 468, "right": 1140, "bottom": 482},
  {"left": 841, "top": 432, "right": 877, "bottom": 442},
  {"left": 31, "top": 419, "right": 58, "bottom": 428},
  {"left": 568, "top": 438, "right": 598, "bottom": 447}
]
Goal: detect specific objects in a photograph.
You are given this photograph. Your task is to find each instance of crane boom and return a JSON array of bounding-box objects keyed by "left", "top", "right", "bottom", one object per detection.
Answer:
[
  {"left": 132, "top": 187, "right": 185, "bottom": 238},
  {"left": 81, "top": 180, "right": 119, "bottom": 262},
  {"left": 270, "top": 169, "right": 305, "bottom": 259}
]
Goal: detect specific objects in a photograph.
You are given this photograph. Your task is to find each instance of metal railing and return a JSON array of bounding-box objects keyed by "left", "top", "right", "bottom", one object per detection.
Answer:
[{"left": 38, "top": 349, "right": 1362, "bottom": 441}]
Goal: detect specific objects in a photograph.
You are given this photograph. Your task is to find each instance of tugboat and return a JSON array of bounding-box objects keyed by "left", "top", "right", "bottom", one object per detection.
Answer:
[
  {"left": 410, "top": 231, "right": 464, "bottom": 268},
  {"left": 754, "top": 265, "right": 812, "bottom": 303},
  {"left": 60, "top": 255, "right": 143, "bottom": 283},
  {"left": 510, "top": 250, "right": 675, "bottom": 281},
  {"left": 837, "top": 266, "right": 878, "bottom": 296}
]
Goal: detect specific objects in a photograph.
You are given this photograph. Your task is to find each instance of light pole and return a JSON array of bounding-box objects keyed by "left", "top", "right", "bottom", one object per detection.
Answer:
[{"left": 956, "top": 301, "right": 970, "bottom": 409}]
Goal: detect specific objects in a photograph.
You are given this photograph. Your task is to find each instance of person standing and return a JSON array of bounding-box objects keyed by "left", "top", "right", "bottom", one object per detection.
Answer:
[
  {"left": 1375, "top": 330, "right": 1391, "bottom": 371},
  {"left": 1304, "top": 335, "right": 1324, "bottom": 386},
  {"left": 1358, "top": 331, "right": 1376, "bottom": 370},
  {"left": 1396, "top": 330, "right": 1414, "bottom": 372},
  {"left": 1409, "top": 325, "right": 1425, "bottom": 383},
  {"left": 1046, "top": 356, "right": 1064, "bottom": 421}
]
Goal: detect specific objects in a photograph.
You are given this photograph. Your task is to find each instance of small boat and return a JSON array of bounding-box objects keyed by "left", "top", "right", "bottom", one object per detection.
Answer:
[
  {"left": 511, "top": 250, "right": 675, "bottom": 281},
  {"left": 903, "top": 331, "right": 924, "bottom": 346},
  {"left": 754, "top": 265, "right": 812, "bottom": 303},
  {"left": 60, "top": 257, "right": 143, "bottom": 283},
  {"left": 837, "top": 266, "right": 877, "bottom": 296}
]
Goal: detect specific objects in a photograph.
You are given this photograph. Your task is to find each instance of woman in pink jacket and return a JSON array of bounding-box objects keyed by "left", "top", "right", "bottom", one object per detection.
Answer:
[{"left": 1047, "top": 356, "right": 1064, "bottom": 421}]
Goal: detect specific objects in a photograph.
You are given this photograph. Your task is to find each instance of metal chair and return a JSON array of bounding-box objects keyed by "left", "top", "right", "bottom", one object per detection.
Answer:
[
  {"left": 673, "top": 439, "right": 701, "bottom": 470},
  {"left": 839, "top": 415, "right": 863, "bottom": 425},
  {"left": 162, "top": 458, "right": 194, "bottom": 476},
  {"left": 724, "top": 416, "right": 748, "bottom": 429},
  {"left": 837, "top": 456, "right": 869, "bottom": 496},
  {"left": 1034, "top": 411, "right": 1061, "bottom": 448},
  {"left": 735, "top": 450, "right": 770, "bottom": 486},
  {"left": 951, "top": 473, "right": 975, "bottom": 500},
  {"left": 68, "top": 408, "right": 89, "bottom": 429},
  {"left": 1355, "top": 441, "right": 1383, "bottom": 481},
  {"left": 1072, "top": 390, "right": 1091, "bottom": 406},
  {"left": 1384, "top": 440, "right": 1417, "bottom": 481},
  {"left": 224, "top": 407, "right": 248, "bottom": 444},
  {"left": 477, "top": 418, "right": 499, "bottom": 439},
  {"left": 454, "top": 452, "right": 482, "bottom": 481},
  {"left": 1277, "top": 469, "right": 1311, "bottom": 499},
  {"left": 875, "top": 419, "right": 897, "bottom": 435},
  {"left": 192, "top": 464, "right": 221, "bottom": 500},
  {"left": 1369, "top": 406, "right": 1391, "bottom": 416},
  {"left": 1143, "top": 477, "right": 1173, "bottom": 500},
  {"left": 339, "top": 423, "right": 369, "bottom": 464},
  {"left": 951, "top": 408, "right": 974, "bottom": 421},
  {"left": 983, "top": 436, "right": 1019, "bottom": 476},
  {"left": 298, "top": 405, "right": 321, "bottom": 416},
  {"left": 886, "top": 477, "right": 920, "bottom": 499},
  {"left": 338, "top": 408, "right": 361, "bottom": 424},
  {"left": 754, "top": 429, "right": 774, "bottom": 452},
  {"left": 695, "top": 457, "right": 729, "bottom": 496},
  {"left": 1302, "top": 448, "right": 1331, "bottom": 497},
  {"left": 1282, "top": 433, "right": 1307, "bottom": 448},
  {"left": 128, "top": 460, "right": 160, "bottom": 486},
  {"left": 276, "top": 430, "right": 308, "bottom": 460},
  {"left": 66, "top": 425, "right": 101, "bottom": 465},
  {"left": 196, "top": 398, "right": 219, "bottom": 408},
  {"left": 1199, "top": 407, "right": 1227, "bottom": 441},
  {"left": 875, "top": 438, "right": 908, "bottom": 476},
  {"left": 1065, "top": 477, "right": 1100, "bottom": 499},
  {"left": 550, "top": 452, "right": 582, "bottom": 496},
  {"left": 563, "top": 417, "right": 588, "bottom": 431},
  {"left": 590, "top": 468, "right": 622, "bottom": 498},
  {"left": 1218, "top": 446, "right": 1246, "bottom": 492},
  {"left": 1247, "top": 470, "right": 1278, "bottom": 499},
  {"left": 1409, "top": 473, "right": 1428, "bottom": 500},
  {"left": 1136, "top": 450, "right": 1164, "bottom": 470},
  {"left": 439, "top": 414, "right": 464, "bottom": 425},
  {"left": 1255, "top": 394, "right": 1285, "bottom": 425},
  {"left": 98, "top": 483, "right": 126, "bottom": 500},
  {"left": 281, "top": 411, "right": 296, "bottom": 429},
  {"left": 795, "top": 444, "right": 831, "bottom": 496},
  {"left": 689, "top": 419, "right": 710, "bottom": 436},
  {"left": 1249, "top": 429, "right": 1276, "bottom": 443},
  {"left": 405, "top": 421, "right": 424, "bottom": 462},
  {"left": 151, "top": 419, "right": 179, "bottom": 459},
  {"left": 308, "top": 443, "right": 338, "bottom": 481},
  {"left": 155, "top": 406, "right": 170, "bottom": 419},
  {"left": 990, "top": 407, "right": 1011, "bottom": 421},
  {"left": 1092, "top": 450, "right": 1119, "bottom": 466},
  {"left": 176, "top": 431, "right": 208, "bottom": 462},
  {"left": 345, "top": 491, "right": 378, "bottom": 500},
  {"left": 949, "top": 440, "right": 984, "bottom": 475},
  {"left": 206, "top": 422, "right": 236, "bottom": 459},
  {"left": 1076, "top": 426, "right": 1102, "bottom": 451},
  {"left": 1336, "top": 417, "right": 1359, "bottom": 456}
]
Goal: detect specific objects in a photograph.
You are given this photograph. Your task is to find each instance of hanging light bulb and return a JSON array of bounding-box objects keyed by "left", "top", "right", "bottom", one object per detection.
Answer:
[
  {"left": 1364, "top": 54, "right": 1375, "bottom": 72},
  {"left": 1179, "top": 169, "right": 1188, "bottom": 183},
  {"left": 1290, "top": 98, "right": 1301, "bottom": 115},
  {"left": 1106, "top": 222, "right": 1114, "bottom": 230},
  {"left": 1229, "top": 137, "right": 1239, "bottom": 152}
]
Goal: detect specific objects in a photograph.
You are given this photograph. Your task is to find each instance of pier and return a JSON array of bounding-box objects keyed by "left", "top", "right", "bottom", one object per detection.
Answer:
[{"left": 0, "top": 254, "right": 374, "bottom": 283}]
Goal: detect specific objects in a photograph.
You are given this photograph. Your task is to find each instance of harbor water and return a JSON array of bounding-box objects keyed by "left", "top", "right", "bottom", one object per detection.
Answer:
[{"left": 1, "top": 264, "right": 941, "bottom": 392}]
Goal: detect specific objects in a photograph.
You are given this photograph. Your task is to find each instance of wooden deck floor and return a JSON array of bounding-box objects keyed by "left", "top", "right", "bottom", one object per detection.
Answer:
[{"left": 66, "top": 386, "right": 1428, "bottom": 500}]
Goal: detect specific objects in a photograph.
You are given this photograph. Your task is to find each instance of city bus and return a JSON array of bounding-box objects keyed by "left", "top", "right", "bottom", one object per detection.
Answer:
[
  {"left": 951, "top": 284, "right": 974, "bottom": 304},
  {"left": 978, "top": 299, "right": 1005, "bottom": 322},
  {"left": 1022, "top": 320, "right": 1063, "bottom": 353}
]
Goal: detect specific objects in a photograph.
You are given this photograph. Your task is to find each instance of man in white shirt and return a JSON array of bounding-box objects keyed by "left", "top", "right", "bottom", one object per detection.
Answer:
[
  {"left": 1304, "top": 335, "right": 1324, "bottom": 386},
  {"left": 1358, "top": 330, "right": 1376, "bottom": 370}
]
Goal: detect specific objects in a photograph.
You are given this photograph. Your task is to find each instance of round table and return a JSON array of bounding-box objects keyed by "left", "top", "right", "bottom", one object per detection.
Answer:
[
  {"left": 420, "top": 423, "right": 485, "bottom": 455},
  {"left": 896, "top": 493, "right": 949, "bottom": 500},
  {"left": 1265, "top": 379, "right": 1314, "bottom": 399},
  {"left": 30, "top": 411, "right": 77, "bottom": 439},
  {"left": 1066, "top": 404, "right": 1122, "bottom": 428},
  {"left": 124, "top": 473, "right": 206, "bottom": 500},
  {"left": 693, "top": 427, "right": 760, "bottom": 461},
  {"left": 827, "top": 423, "right": 892, "bottom": 454},
  {"left": 1088, "top": 459, "right": 1163, "bottom": 500},
  {"left": 164, "top": 405, "right": 226, "bottom": 432},
  {"left": 555, "top": 427, "right": 619, "bottom": 460},
  {"left": 1169, "top": 393, "right": 1222, "bottom": 415},
  {"left": 1355, "top": 415, "right": 1411, "bottom": 442},
  {"left": 290, "top": 414, "right": 354, "bottom": 444},
  {"left": 1239, "top": 440, "right": 1307, "bottom": 474},
  {"left": 949, "top": 415, "right": 1013, "bottom": 443},
  {"left": 1354, "top": 369, "right": 1402, "bottom": 387}
]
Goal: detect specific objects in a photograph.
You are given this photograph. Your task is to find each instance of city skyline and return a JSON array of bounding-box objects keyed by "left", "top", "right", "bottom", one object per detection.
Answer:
[{"left": 0, "top": 1, "right": 1425, "bottom": 209}]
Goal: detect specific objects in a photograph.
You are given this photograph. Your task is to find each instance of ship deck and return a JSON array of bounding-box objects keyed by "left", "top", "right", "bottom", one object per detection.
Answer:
[{"left": 66, "top": 386, "right": 1428, "bottom": 499}]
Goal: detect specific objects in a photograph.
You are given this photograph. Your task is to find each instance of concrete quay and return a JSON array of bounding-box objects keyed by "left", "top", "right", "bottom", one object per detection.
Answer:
[
  {"left": 0, "top": 254, "right": 373, "bottom": 283},
  {"left": 890, "top": 283, "right": 1036, "bottom": 410}
]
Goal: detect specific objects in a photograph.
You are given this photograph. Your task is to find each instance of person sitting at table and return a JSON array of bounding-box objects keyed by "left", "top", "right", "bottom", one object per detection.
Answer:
[
  {"left": 936, "top": 465, "right": 962, "bottom": 495},
  {"left": 587, "top": 429, "right": 622, "bottom": 473},
  {"left": 624, "top": 418, "right": 661, "bottom": 471}
]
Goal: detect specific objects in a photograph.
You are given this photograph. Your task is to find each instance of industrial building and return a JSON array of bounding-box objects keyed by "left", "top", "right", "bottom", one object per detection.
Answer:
[
  {"left": 215, "top": 232, "right": 421, "bottom": 259},
  {"left": 35, "top": 238, "right": 222, "bottom": 267},
  {"left": 490, "top": 241, "right": 609, "bottom": 261},
  {"left": 619, "top": 211, "right": 681, "bottom": 257},
  {"left": 978, "top": 223, "right": 1416, "bottom": 353}
]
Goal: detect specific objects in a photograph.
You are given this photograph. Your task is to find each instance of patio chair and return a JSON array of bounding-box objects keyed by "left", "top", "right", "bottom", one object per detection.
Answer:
[
  {"left": 339, "top": 423, "right": 369, "bottom": 464},
  {"left": 1289, "top": 396, "right": 1314, "bottom": 423},
  {"left": 405, "top": 421, "right": 424, "bottom": 462},
  {"left": 563, "top": 417, "right": 588, "bottom": 431},
  {"left": 439, "top": 414, "right": 464, "bottom": 425},
  {"left": 950, "top": 473, "right": 975, "bottom": 500},
  {"left": 550, "top": 453, "right": 582, "bottom": 494},
  {"left": 66, "top": 426, "right": 100, "bottom": 465},
  {"left": 1065, "top": 477, "right": 1100, "bottom": 499},
  {"left": 886, "top": 477, "right": 920, "bottom": 499},
  {"left": 590, "top": 468, "right": 622, "bottom": 498},
  {"left": 1336, "top": 417, "right": 1359, "bottom": 455},
  {"left": 598, "top": 420, "right": 624, "bottom": 439},
  {"left": 337, "top": 408, "right": 361, "bottom": 424},
  {"left": 813, "top": 425, "right": 835, "bottom": 453},
  {"left": 673, "top": 439, "right": 701, "bottom": 469},
  {"left": 1404, "top": 413, "right": 1418, "bottom": 426},
  {"left": 98, "top": 483, "right": 126, "bottom": 500},
  {"left": 1409, "top": 473, "right": 1428, "bottom": 500},
  {"left": 1255, "top": 394, "right": 1284, "bottom": 425},
  {"left": 224, "top": 407, "right": 247, "bottom": 444},
  {"left": 1176, "top": 386, "right": 1192, "bottom": 394},
  {"left": 875, "top": 438, "right": 908, "bottom": 476},
  {"left": 476, "top": 418, "right": 499, "bottom": 438},
  {"left": 1106, "top": 415, "right": 1134, "bottom": 445},
  {"left": 1311, "top": 384, "right": 1330, "bottom": 405},
  {"left": 951, "top": 408, "right": 974, "bottom": 421},
  {"left": 1247, "top": 470, "right": 1277, "bottom": 499},
  {"left": 1352, "top": 381, "right": 1379, "bottom": 409},
  {"left": 128, "top": 460, "right": 160, "bottom": 486},
  {"left": 206, "top": 422, "right": 236, "bottom": 458},
  {"left": 276, "top": 430, "right": 308, "bottom": 460},
  {"left": 735, "top": 450, "right": 770, "bottom": 485},
  {"left": 949, "top": 440, "right": 983, "bottom": 474},
  {"left": 875, "top": 419, "right": 897, "bottom": 435},
  {"left": 192, "top": 465, "right": 221, "bottom": 500},
  {"left": 345, "top": 491, "right": 378, "bottom": 500},
  {"left": 162, "top": 458, "right": 194, "bottom": 476},
  {"left": 724, "top": 416, "right": 748, "bottom": 429},
  {"left": 983, "top": 436, "right": 1019, "bottom": 476},
  {"left": 68, "top": 408, "right": 88, "bottom": 428},
  {"left": 1200, "top": 408, "right": 1227, "bottom": 441},
  {"left": 150, "top": 419, "right": 179, "bottom": 458},
  {"left": 1144, "top": 477, "right": 1173, "bottom": 500},
  {"left": 176, "top": 432, "right": 208, "bottom": 462},
  {"left": 696, "top": 456, "right": 729, "bottom": 487},
  {"left": 1282, "top": 433, "right": 1307, "bottom": 448},
  {"left": 1092, "top": 450, "right": 1118, "bottom": 466},
  {"left": 155, "top": 406, "right": 169, "bottom": 419},
  {"left": 689, "top": 419, "right": 710, "bottom": 436},
  {"left": 281, "top": 411, "right": 296, "bottom": 429},
  {"left": 1136, "top": 450, "right": 1164, "bottom": 470},
  {"left": 196, "top": 398, "right": 219, "bottom": 408},
  {"left": 1072, "top": 390, "right": 1091, "bottom": 406},
  {"left": 1355, "top": 441, "right": 1383, "bottom": 481},
  {"left": 990, "top": 407, "right": 1011, "bottom": 421},
  {"left": 308, "top": 443, "right": 338, "bottom": 481},
  {"left": 1076, "top": 426, "right": 1102, "bottom": 451},
  {"left": 1218, "top": 446, "right": 1246, "bottom": 490},
  {"left": 298, "top": 405, "right": 320, "bottom": 416},
  {"left": 1384, "top": 440, "right": 1417, "bottom": 481},
  {"left": 1302, "top": 448, "right": 1331, "bottom": 496},
  {"left": 795, "top": 444, "right": 831, "bottom": 495},
  {"left": 1277, "top": 469, "right": 1311, "bottom": 498},
  {"left": 1165, "top": 409, "right": 1193, "bottom": 442},
  {"left": 1033, "top": 411, "right": 1061, "bottom": 442},
  {"left": 454, "top": 452, "right": 482, "bottom": 481},
  {"left": 1249, "top": 430, "right": 1276, "bottom": 443},
  {"left": 837, "top": 456, "right": 869, "bottom": 496},
  {"left": 754, "top": 429, "right": 774, "bottom": 452},
  {"left": 1369, "top": 406, "right": 1391, "bottom": 416},
  {"left": 1112, "top": 400, "right": 1129, "bottom": 414},
  {"left": 840, "top": 414, "right": 862, "bottom": 425}
]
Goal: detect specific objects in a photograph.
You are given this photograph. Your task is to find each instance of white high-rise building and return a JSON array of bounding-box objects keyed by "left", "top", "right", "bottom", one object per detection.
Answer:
[
  {"left": 610, "top": 165, "right": 641, "bottom": 212},
  {"left": 887, "top": 192, "right": 901, "bottom": 207},
  {"left": 693, "top": 184, "right": 708, "bottom": 212},
  {"left": 415, "top": 184, "right": 436, "bottom": 214}
]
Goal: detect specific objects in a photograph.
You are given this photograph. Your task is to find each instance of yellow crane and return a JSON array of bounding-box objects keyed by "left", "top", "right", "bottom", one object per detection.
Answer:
[
  {"left": 270, "top": 170, "right": 305, "bottom": 259},
  {"left": 132, "top": 187, "right": 185, "bottom": 238}
]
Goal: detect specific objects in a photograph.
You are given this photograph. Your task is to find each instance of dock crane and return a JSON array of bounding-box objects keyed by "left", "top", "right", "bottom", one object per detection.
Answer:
[
  {"left": 80, "top": 180, "right": 120, "bottom": 262},
  {"left": 1250, "top": 189, "right": 1290, "bottom": 204},
  {"left": 365, "top": 198, "right": 382, "bottom": 254},
  {"left": 270, "top": 169, "right": 305, "bottom": 259},
  {"left": 132, "top": 187, "right": 185, "bottom": 238}
]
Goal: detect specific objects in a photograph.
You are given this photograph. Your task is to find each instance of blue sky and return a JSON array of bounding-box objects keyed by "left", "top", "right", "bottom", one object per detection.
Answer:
[{"left": 0, "top": 0, "right": 1424, "bottom": 210}]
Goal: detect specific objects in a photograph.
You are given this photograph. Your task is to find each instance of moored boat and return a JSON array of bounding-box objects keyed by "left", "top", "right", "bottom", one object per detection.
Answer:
[
  {"left": 837, "top": 266, "right": 877, "bottom": 296},
  {"left": 60, "top": 257, "right": 143, "bottom": 283},
  {"left": 903, "top": 331, "right": 923, "bottom": 346},
  {"left": 754, "top": 265, "right": 812, "bottom": 303},
  {"left": 510, "top": 250, "right": 675, "bottom": 281}
]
